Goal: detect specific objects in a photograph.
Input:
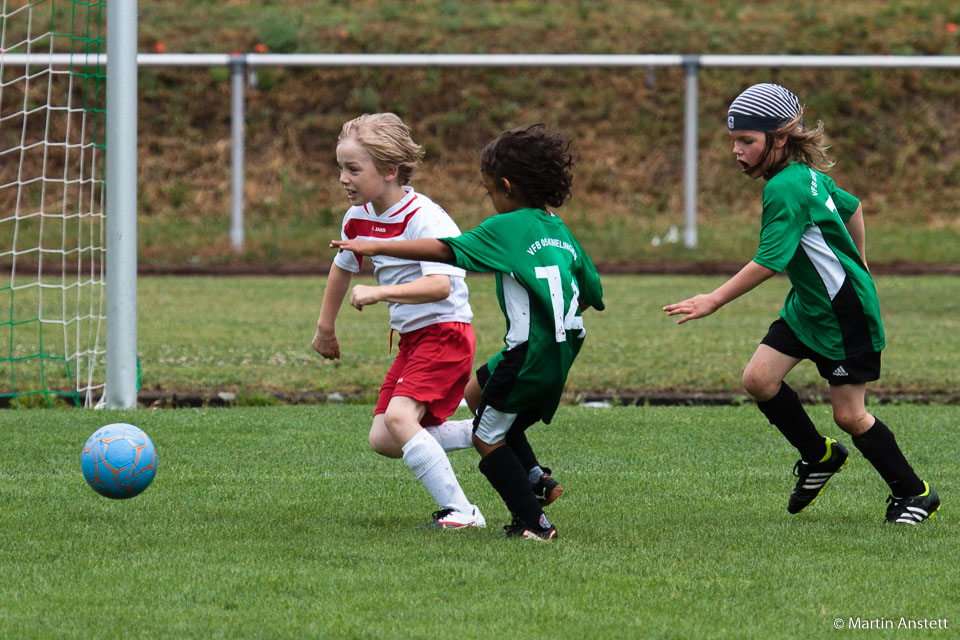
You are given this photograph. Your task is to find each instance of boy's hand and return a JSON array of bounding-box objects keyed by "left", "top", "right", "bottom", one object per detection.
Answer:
[
  {"left": 331, "top": 239, "right": 378, "bottom": 256},
  {"left": 348, "top": 284, "right": 380, "bottom": 311},
  {"left": 662, "top": 294, "right": 719, "bottom": 324},
  {"left": 312, "top": 330, "right": 340, "bottom": 359}
]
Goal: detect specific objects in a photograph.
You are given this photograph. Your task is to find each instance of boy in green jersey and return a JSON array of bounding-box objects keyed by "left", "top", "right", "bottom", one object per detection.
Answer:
[
  {"left": 335, "top": 124, "right": 605, "bottom": 540},
  {"left": 664, "top": 83, "right": 939, "bottom": 525}
]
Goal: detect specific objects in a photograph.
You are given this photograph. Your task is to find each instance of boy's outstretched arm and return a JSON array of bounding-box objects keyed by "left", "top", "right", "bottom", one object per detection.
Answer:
[
  {"left": 331, "top": 238, "right": 455, "bottom": 263},
  {"left": 663, "top": 260, "right": 776, "bottom": 324}
]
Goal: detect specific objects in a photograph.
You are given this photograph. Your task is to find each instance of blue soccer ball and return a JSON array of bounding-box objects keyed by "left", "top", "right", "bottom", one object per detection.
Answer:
[{"left": 81, "top": 423, "right": 157, "bottom": 499}]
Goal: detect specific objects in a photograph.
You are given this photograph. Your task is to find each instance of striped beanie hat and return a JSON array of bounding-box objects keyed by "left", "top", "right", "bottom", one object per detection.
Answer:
[{"left": 727, "top": 83, "right": 802, "bottom": 132}]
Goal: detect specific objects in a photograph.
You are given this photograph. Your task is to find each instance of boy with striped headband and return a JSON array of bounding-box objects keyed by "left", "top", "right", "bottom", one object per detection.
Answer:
[{"left": 664, "top": 83, "right": 939, "bottom": 525}]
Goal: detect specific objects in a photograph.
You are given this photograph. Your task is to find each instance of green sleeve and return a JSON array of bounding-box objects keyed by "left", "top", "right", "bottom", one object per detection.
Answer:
[
  {"left": 831, "top": 186, "right": 861, "bottom": 223},
  {"left": 441, "top": 215, "right": 521, "bottom": 274},
  {"left": 820, "top": 173, "right": 860, "bottom": 221}
]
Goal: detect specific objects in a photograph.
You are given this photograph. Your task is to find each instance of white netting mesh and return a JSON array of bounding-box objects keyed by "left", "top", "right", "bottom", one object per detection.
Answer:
[{"left": 1, "top": 0, "right": 106, "bottom": 407}]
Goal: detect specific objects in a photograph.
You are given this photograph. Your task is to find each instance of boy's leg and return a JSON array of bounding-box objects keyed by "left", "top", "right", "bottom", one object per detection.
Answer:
[
  {"left": 477, "top": 444, "right": 549, "bottom": 527},
  {"left": 386, "top": 396, "right": 483, "bottom": 528},
  {"left": 474, "top": 404, "right": 554, "bottom": 539},
  {"left": 469, "top": 370, "right": 561, "bottom": 504},
  {"left": 369, "top": 346, "right": 408, "bottom": 459},
  {"left": 469, "top": 372, "right": 540, "bottom": 469},
  {"left": 820, "top": 347, "right": 938, "bottom": 523},
  {"left": 504, "top": 426, "right": 538, "bottom": 470},
  {"left": 462, "top": 373, "right": 483, "bottom": 413},
  {"left": 504, "top": 418, "right": 564, "bottom": 506},
  {"left": 424, "top": 419, "right": 474, "bottom": 451},
  {"left": 414, "top": 323, "right": 476, "bottom": 453},
  {"left": 503, "top": 410, "right": 542, "bottom": 470},
  {"left": 745, "top": 345, "right": 827, "bottom": 462},
  {"left": 745, "top": 344, "right": 848, "bottom": 513},
  {"left": 830, "top": 383, "right": 925, "bottom": 498}
]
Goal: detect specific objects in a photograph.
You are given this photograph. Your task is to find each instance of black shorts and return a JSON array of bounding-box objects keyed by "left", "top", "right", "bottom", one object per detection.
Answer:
[
  {"left": 475, "top": 361, "right": 541, "bottom": 434},
  {"left": 760, "top": 318, "right": 881, "bottom": 386}
]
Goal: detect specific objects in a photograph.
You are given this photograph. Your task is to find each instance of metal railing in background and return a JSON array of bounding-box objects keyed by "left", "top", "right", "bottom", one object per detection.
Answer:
[{"left": 5, "top": 52, "right": 960, "bottom": 251}]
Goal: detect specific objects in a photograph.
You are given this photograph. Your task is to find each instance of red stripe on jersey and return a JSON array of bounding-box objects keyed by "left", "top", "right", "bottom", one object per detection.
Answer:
[
  {"left": 343, "top": 208, "right": 421, "bottom": 240},
  {"left": 360, "top": 194, "right": 417, "bottom": 219},
  {"left": 388, "top": 194, "right": 418, "bottom": 218}
]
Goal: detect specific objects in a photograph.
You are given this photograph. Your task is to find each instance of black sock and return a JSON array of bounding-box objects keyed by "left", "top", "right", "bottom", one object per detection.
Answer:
[
  {"left": 852, "top": 418, "right": 924, "bottom": 497},
  {"left": 478, "top": 445, "right": 547, "bottom": 529},
  {"left": 505, "top": 428, "right": 539, "bottom": 473},
  {"left": 756, "top": 382, "right": 826, "bottom": 462}
]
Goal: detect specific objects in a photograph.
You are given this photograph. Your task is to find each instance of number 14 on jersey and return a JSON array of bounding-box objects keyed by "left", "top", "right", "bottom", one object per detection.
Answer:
[{"left": 535, "top": 265, "right": 585, "bottom": 343}]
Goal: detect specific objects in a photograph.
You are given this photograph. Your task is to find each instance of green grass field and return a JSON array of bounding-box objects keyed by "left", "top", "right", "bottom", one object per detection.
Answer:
[{"left": 0, "top": 404, "right": 955, "bottom": 639}]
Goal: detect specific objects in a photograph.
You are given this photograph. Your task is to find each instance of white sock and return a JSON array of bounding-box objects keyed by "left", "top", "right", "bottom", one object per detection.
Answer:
[
  {"left": 424, "top": 418, "right": 474, "bottom": 452},
  {"left": 401, "top": 429, "right": 472, "bottom": 513}
]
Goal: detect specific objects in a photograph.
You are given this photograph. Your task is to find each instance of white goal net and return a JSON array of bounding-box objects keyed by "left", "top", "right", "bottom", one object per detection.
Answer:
[{"left": 1, "top": 0, "right": 107, "bottom": 407}]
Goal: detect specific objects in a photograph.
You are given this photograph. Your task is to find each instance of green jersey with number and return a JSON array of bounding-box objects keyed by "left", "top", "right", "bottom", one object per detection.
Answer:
[
  {"left": 442, "top": 208, "right": 604, "bottom": 421},
  {"left": 755, "top": 162, "right": 884, "bottom": 359}
]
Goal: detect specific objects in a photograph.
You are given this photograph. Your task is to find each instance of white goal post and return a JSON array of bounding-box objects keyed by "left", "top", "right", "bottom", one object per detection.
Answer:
[{"left": 104, "top": 0, "right": 138, "bottom": 409}]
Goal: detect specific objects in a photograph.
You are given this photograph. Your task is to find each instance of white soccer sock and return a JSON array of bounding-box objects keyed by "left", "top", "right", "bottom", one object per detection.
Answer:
[
  {"left": 424, "top": 418, "right": 474, "bottom": 452},
  {"left": 402, "top": 429, "right": 473, "bottom": 513}
]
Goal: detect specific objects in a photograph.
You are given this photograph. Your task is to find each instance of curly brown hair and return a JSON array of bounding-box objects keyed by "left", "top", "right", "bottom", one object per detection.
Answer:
[{"left": 480, "top": 123, "right": 575, "bottom": 209}]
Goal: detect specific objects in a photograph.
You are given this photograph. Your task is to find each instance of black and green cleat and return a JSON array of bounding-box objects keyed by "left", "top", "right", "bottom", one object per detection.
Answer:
[{"left": 788, "top": 438, "right": 849, "bottom": 514}]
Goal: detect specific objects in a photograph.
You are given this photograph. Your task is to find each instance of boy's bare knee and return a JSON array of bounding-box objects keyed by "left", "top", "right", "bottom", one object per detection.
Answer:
[
  {"left": 382, "top": 404, "right": 423, "bottom": 447},
  {"left": 833, "top": 408, "right": 870, "bottom": 434},
  {"left": 383, "top": 408, "right": 407, "bottom": 433},
  {"left": 832, "top": 405, "right": 851, "bottom": 426},
  {"left": 742, "top": 367, "right": 776, "bottom": 401}
]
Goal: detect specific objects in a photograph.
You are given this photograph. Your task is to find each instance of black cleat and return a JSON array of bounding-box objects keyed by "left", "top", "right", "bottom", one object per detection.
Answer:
[
  {"left": 885, "top": 482, "right": 941, "bottom": 525},
  {"left": 499, "top": 517, "right": 557, "bottom": 541},
  {"left": 788, "top": 438, "right": 848, "bottom": 514}
]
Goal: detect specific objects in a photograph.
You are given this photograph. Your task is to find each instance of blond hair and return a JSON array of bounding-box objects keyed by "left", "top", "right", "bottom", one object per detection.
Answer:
[
  {"left": 763, "top": 112, "right": 835, "bottom": 178},
  {"left": 338, "top": 113, "right": 424, "bottom": 185}
]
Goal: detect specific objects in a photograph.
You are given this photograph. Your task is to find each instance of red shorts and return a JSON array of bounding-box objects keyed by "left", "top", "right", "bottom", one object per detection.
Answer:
[{"left": 375, "top": 322, "right": 475, "bottom": 427}]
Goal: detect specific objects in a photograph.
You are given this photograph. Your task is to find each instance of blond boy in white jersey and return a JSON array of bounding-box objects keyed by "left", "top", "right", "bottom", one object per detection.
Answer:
[{"left": 312, "top": 113, "right": 483, "bottom": 529}]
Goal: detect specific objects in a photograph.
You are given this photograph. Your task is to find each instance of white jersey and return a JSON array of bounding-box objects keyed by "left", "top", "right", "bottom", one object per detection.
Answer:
[{"left": 334, "top": 186, "right": 472, "bottom": 333}]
